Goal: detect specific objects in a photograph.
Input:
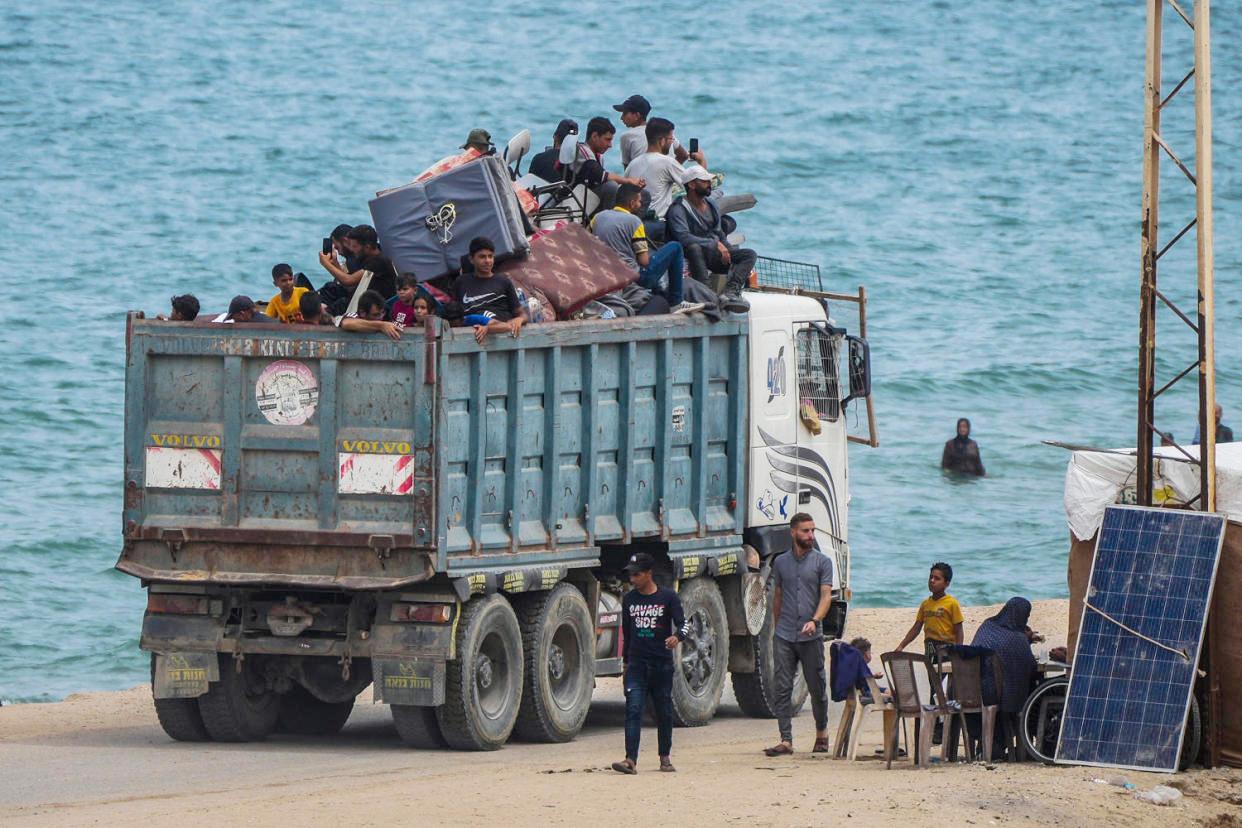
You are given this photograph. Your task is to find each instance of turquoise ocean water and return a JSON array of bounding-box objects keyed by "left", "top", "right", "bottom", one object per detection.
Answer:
[{"left": 3, "top": 1, "right": 1241, "bottom": 702}]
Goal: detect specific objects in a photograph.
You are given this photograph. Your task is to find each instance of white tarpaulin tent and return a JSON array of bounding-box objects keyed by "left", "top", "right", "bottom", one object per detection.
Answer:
[{"left": 1064, "top": 441, "right": 1242, "bottom": 541}]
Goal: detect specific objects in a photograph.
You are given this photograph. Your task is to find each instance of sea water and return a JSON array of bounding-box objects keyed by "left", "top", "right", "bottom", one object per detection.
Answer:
[{"left": 2, "top": 1, "right": 1240, "bottom": 702}]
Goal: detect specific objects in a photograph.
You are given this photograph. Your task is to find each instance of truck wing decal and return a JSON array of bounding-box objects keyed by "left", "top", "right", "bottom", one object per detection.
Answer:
[{"left": 757, "top": 427, "right": 841, "bottom": 537}]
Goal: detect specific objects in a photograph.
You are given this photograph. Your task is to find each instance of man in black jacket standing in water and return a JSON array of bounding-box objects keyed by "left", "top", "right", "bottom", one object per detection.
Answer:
[{"left": 613, "top": 552, "right": 687, "bottom": 775}]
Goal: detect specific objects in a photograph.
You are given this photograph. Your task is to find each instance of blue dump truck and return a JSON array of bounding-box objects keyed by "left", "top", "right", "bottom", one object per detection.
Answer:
[{"left": 118, "top": 286, "right": 874, "bottom": 749}]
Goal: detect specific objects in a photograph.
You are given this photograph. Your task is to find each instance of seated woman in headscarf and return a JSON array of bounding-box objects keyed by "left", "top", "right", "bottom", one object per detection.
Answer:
[
  {"left": 942, "top": 417, "right": 986, "bottom": 476},
  {"left": 970, "top": 597, "right": 1037, "bottom": 757}
]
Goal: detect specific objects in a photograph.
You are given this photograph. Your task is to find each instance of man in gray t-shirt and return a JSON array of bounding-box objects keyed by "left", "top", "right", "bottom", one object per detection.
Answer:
[{"left": 763, "top": 513, "right": 833, "bottom": 756}]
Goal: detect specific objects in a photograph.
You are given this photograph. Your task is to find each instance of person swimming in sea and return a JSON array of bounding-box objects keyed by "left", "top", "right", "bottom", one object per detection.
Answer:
[{"left": 941, "top": 417, "right": 985, "bottom": 476}]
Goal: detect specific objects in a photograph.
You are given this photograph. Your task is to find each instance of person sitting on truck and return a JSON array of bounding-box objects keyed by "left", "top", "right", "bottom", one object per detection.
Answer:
[
  {"left": 388, "top": 274, "right": 421, "bottom": 329},
  {"left": 564, "top": 117, "right": 646, "bottom": 208},
  {"left": 335, "top": 290, "right": 402, "bottom": 340},
  {"left": 157, "top": 294, "right": 200, "bottom": 321},
  {"left": 297, "top": 290, "right": 332, "bottom": 325},
  {"left": 614, "top": 95, "right": 691, "bottom": 168},
  {"left": 590, "top": 184, "right": 703, "bottom": 316},
  {"left": 211, "top": 295, "right": 272, "bottom": 323},
  {"left": 317, "top": 224, "right": 397, "bottom": 313},
  {"left": 266, "top": 263, "right": 310, "bottom": 323},
  {"left": 528, "top": 118, "right": 577, "bottom": 183},
  {"left": 453, "top": 236, "right": 525, "bottom": 345},
  {"left": 623, "top": 117, "right": 707, "bottom": 220},
  {"left": 665, "top": 167, "right": 754, "bottom": 314}
]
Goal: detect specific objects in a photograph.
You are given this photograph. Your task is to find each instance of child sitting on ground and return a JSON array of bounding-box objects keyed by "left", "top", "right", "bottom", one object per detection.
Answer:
[
  {"left": 267, "top": 263, "right": 310, "bottom": 323},
  {"left": 895, "top": 561, "right": 964, "bottom": 660}
]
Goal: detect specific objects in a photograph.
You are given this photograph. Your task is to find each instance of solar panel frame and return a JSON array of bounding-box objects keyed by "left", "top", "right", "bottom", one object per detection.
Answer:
[{"left": 1055, "top": 505, "right": 1225, "bottom": 773}]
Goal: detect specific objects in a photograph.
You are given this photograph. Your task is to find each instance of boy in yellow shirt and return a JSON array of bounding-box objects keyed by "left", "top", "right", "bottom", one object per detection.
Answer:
[
  {"left": 266, "top": 263, "right": 309, "bottom": 323},
  {"left": 895, "top": 561, "right": 964, "bottom": 659}
]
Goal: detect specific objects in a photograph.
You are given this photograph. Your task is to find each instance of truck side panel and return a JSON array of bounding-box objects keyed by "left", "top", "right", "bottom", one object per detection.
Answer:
[{"left": 436, "top": 318, "right": 747, "bottom": 572}]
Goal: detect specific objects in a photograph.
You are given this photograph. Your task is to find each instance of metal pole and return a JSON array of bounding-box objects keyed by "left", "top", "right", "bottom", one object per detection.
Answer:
[
  {"left": 1137, "top": 0, "right": 1163, "bottom": 505},
  {"left": 1193, "top": 0, "right": 1220, "bottom": 770},
  {"left": 1194, "top": 0, "right": 1216, "bottom": 513}
]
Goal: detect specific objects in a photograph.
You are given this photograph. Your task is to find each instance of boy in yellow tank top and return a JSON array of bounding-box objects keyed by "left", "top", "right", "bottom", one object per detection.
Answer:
[{"left": 895, "top": 562, "right": 964, "bottom": 658}]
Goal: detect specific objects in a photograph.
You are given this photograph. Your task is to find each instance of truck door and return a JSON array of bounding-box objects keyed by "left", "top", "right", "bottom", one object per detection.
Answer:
[{"left": 790, "top": 324, "right": 849, "bottom": 586}]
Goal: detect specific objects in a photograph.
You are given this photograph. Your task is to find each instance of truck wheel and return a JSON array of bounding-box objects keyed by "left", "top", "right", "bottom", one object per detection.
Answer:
[
  {"left": 276, "top": 685, "right": 354, "bottom": 736},
  {"left": 150, "top": 655, "right": 211, "bottom": 742},
  {"left": 435, "top": 594, "right": 524, "bottom": 750},
  {"left": 392, "top": 704, "right": 448, "bottom": 749},
  {"left": 731, "top": 575, "right": 808, "bottom": 719},
  {"left": 513, "top": 583, "right": 595, "bottom": 743},
  {"left": 197, "top": 655, "right": 281, "bottom": 742},
  {"left": 671, "top": 578, "right": 730, "bottom": 727}
]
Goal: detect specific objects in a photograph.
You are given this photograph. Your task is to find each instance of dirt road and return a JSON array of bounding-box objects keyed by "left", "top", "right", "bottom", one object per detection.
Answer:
[{"left": 2, "top": 602, "right": 1238, "bottom": 827}]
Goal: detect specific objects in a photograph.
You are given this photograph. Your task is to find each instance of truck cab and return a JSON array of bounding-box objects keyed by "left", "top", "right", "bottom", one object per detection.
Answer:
[{"left": 745, "top": 291, "right": 854, "bottom": 612}]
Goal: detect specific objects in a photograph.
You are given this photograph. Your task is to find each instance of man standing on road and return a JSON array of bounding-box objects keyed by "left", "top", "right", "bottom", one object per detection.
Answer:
[
  {"left": 613, "top": 552, "right": 687, "bottom": 775},
  {"left": 763, "top": 513, "right": 833, "bottom": 756}
]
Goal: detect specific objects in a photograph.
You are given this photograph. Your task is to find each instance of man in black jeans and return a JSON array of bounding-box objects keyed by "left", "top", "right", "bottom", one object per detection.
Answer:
[
  {"left": 665, "top": 165, "right": 755, "bottom": 314},
  {"left": 613, "top": 552, "right": 687, "bottom": 775}
]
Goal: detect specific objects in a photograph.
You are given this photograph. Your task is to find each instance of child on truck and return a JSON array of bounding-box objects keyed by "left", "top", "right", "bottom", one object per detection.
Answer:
[
  {"left": 894, "top": 561, "right": 964, "bottom": 659},
  {"left": 453, "top": 236, "right": 524, "bottom": 345},
  {"left": 267, "top": 263, "right": 310, "bottom": 323},
  {"left": 389, "top": 274, "right": 420, "bottom": 329}
]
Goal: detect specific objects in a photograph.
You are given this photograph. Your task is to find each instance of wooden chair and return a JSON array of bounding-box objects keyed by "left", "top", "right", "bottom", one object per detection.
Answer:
[
  {"left": 833, "top": 675, "right": 896, "bottom": 761},
  {"left": 880, "top": 651, "right": 958, "bottom": 769},
  {"left": 945, "top": 648, "right": 1003, "bottom": 762}
]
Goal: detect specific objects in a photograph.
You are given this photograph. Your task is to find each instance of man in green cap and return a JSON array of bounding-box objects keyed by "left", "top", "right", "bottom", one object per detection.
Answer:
[{"left": 461, "top": 128, "right": 493, "bottom": 154}]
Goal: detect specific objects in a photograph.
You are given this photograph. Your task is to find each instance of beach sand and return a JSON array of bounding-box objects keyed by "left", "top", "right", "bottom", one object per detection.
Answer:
[{"left": 2, "top": 599, "right": 1239, "bottom": 827}]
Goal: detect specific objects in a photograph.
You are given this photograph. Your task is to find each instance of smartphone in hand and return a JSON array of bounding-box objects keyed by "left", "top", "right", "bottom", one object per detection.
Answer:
[
  {"left": 689, "top": 138, "right": 700, "bottom": 154},
  {"left": 322, "top": 237, "right": 333, "bottom": 256}
]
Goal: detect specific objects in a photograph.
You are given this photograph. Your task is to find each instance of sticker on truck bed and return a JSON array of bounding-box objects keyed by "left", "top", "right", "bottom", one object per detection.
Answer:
[
  {"left": 339, "top": 452, "right": 415, "bottom": 495},
  {"left": 255, "top": 360, "right": 319, "bottom": 425},
  {"left": 145, "top": 446, "right": 221, "bottom": 489}
]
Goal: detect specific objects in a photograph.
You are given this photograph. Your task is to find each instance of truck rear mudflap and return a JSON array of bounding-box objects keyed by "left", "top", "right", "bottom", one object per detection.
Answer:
[{"left": 118, "top": 538, "right": 435, "bottom": 590}]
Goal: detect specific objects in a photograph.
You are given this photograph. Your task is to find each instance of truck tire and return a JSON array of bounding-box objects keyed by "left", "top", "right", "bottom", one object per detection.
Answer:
[
  {"left": 671, "top": 578, "right": 730, "bottom": 727},
  {"left": 197, "top": 654, "right": 281, "bottom": 742},
  {"left": 276, "top": 684, "right": 354, "bottom": 736},
  {"left": 512, "top": 583, "right": 595, "bottom": 743},
  {"left": 392, "top": 704, "right": 448, "bottom": 749},
  {"left": 435, "top": 594, "right": 524, "bottom": 750},
  {"left": 150, "top": 655, "right": 211, "bottom": 742},
  {"left": 731, "top": 575, "right": 809, "bottom": 719}
]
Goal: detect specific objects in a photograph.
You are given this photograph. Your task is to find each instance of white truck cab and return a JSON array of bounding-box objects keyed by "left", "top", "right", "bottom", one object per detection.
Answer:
[{"left": 744, "top": 291, "right": 864, "bottom": 628}]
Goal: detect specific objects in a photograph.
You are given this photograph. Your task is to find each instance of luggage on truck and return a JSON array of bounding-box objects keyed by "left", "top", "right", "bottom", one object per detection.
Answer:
[{"left": 369, "top": 155, "right": 529, "bottom": 283}]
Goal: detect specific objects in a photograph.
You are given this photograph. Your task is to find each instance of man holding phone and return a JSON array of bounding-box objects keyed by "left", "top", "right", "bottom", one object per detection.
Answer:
[{"left": 623, "top": 117, "right": 707, "bottom": 220}]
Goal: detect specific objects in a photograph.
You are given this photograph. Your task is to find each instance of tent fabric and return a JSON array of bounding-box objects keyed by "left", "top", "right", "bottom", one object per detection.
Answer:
[{"left": 1062, "top": 442, "right": 1242, "bottom": 541}]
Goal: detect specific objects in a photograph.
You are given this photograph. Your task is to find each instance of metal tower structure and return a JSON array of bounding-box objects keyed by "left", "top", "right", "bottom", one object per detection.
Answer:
[
  {"left": 1136, "top": 0, "right": 1220, "bottom": 766},
  {"left": 1137, "top": 0, "right": 1215, "bottom": 511}
]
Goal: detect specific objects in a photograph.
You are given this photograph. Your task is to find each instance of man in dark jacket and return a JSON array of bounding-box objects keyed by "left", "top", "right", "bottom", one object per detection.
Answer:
[{"left": 665, "top": 165, "right": 754, "bottom": 313}]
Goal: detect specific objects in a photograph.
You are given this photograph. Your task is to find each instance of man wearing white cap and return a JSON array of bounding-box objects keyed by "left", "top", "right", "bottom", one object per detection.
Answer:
[{"left": 666, "top": 167, "right": 755, "bottom": 313}]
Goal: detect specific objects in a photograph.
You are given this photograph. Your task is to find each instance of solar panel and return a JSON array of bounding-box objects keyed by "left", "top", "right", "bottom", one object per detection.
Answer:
[{"left": 1056, "top": 505, "right": 1225, "bottom": 772}]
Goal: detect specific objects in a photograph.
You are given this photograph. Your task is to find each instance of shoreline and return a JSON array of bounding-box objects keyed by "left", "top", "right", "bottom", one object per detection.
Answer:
[{"left": 3, "top": 599, "right": 1240, "bottom": 827}]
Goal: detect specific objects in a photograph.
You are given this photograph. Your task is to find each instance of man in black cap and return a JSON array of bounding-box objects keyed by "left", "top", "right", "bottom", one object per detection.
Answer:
[
  {"left": 528, "top": 118, "right": 577, "bottom": 183},
  {"left": 612, "top": 552, "right": 687, "bottom": 775},
  {"left": 614, "top": 94, "right": 689, "bottom": 168},
  {"left": 211, "top": 295, "right": 270, "bottom": 323}
]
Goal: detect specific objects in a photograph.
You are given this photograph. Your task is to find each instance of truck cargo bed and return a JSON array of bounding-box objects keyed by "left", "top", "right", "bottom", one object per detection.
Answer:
[{"left": 118, "top": 314, "right": 748, "bottom": 588}]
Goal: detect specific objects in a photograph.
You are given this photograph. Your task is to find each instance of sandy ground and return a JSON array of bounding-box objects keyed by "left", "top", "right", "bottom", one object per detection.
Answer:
[{"left": 2, "top": 600, "right": 1239, "bottom": 827}]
